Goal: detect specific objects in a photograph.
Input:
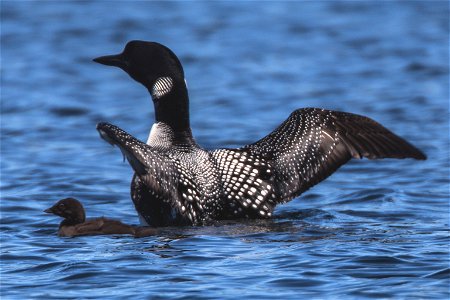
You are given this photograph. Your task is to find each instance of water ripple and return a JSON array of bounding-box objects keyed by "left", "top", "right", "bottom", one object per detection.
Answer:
[{"left": 1, "top": 1, "right": 448, "bottom": 299}]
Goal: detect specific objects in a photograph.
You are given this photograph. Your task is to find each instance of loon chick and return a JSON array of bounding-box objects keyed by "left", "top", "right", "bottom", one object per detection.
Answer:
[
  {"left": 94, "top": 40, "right": 426, "bottom": 227},
  {"left": 44, "top": 198, "right": 157, "bottom": 237}
]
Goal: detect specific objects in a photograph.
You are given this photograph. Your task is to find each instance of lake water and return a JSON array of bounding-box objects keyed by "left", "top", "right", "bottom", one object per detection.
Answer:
[{"left": 1, "top": 1, "right": 449, "bottom": 299}]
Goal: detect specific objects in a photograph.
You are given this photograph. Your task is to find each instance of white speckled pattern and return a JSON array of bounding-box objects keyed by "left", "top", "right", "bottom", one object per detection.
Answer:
[{"left": 98, "top": 105, "right": 425, "bottom": 226}]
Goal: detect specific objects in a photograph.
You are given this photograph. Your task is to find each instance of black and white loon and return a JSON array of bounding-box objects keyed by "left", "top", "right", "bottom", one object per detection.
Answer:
[{"left": 93, "top": 41, "right": 426, "bottom": 227}]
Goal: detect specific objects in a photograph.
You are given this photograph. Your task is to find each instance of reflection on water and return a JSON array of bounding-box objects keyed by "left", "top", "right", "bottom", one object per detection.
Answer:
[{"left": 1, "top": 1, "right": 449, "bottom": 299}]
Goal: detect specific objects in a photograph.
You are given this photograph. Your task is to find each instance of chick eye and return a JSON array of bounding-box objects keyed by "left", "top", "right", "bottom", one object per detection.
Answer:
[{"left": 59, "top": 203, "right": 65, "bottom": 209}]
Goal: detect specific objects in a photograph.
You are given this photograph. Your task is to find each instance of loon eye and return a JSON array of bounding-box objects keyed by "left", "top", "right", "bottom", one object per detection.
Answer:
[{"left": 59, "top": 203, "right": 65, "bottom": 209}]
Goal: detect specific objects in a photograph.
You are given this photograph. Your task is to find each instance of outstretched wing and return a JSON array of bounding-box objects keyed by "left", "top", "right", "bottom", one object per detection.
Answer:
[
  {"left": 97, "top": 122, "right": 179, "bottom": 201},
  {"left": 97, "top": 122, "right": 211, "bottom": 225},
  {"left": 244, "top": 108, "right": 426, "bottom": 203}
]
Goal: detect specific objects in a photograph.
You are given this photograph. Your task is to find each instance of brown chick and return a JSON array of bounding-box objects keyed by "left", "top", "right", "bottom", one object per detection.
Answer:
[{"left": 44, "top": 198, "right": 157, "bottom": 238}]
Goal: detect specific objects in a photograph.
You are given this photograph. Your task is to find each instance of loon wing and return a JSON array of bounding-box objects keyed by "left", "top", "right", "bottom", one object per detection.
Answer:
[
  {"left": 96, "top": 122, "right": 178, "bottom": 200},
  {"left": 97, "top": 122, "right": 205, "bottom": 224},
  {"left": 243, "top": 108, "right": 426, "bottom": 203}
]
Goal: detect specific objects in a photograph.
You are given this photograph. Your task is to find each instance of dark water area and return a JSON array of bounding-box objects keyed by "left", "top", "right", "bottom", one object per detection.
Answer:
[{"left": 1, "top": 1, "right": 449, "bottom": 299}]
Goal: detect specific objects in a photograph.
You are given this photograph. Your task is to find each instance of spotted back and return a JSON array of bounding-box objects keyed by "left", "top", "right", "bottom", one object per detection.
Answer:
[
  {"left": 211, "top": 149, "right": 276, "bottom": 218},
  {"left": 170, "top": 148, "right": 223, "bottom": 224}
]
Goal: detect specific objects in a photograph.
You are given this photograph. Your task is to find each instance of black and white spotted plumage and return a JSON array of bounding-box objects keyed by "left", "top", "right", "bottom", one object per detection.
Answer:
[
  {"left": 210, "top": 149, "right": 276, "bottom": 218},
  {"left": 97, "top": 106, "right": 425, "bottom": 226},
  {"left": 94, "top": 41, "right": 426, "bottom": 227},
  {"left": 244, "top": 108, "right": 426, "bottom": 204}
]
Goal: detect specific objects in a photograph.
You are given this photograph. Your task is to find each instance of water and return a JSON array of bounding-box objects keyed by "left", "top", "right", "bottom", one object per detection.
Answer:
[{"left": 1, "top": 1, "right": 449, "bottom": 299}]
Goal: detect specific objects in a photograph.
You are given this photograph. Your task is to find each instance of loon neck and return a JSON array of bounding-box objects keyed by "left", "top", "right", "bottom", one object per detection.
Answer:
[
  {"left": 150, "top": 78, "right": 190, "bottom": 131},
  {"left": 148, "top": 78, "right": 195, "bottom": 146}
]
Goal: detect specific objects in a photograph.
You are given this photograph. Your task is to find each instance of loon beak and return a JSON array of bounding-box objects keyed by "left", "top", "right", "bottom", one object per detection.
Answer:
[
  {"left": 44, "top": 207, "right": 54, "bottom": 214},
  {"left": 93, "top": 53, "right": 128, "bottom": 69}
]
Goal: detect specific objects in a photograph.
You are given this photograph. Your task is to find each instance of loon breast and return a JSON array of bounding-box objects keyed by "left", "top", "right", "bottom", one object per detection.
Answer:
[{"left": 146, "top": 122, "right": 174, "bottom": 148}]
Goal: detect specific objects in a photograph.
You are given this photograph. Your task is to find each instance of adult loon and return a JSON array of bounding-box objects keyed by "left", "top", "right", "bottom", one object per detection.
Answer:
[
  {"left": 45, "top": 198, "right": 157, "bottom": 237},
  {"left": 94, "top": 41, "right": 426, "bottom": 227}
]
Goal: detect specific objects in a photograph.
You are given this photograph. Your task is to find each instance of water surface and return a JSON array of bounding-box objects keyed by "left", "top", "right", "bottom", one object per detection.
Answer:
[{"left": 1, "top": 1, "right": 449, "bottom": 299}]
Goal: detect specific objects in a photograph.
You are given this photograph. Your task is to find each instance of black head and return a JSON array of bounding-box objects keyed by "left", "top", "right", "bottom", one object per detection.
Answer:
[
  {"left": 94, "top": 40, "right": 193, "bottom": 133},
  {"left": 44, "top": 198, "right": 86, "bottom": 225},
  {"left": 93, "top": 40, "right": 184, "bottom": 90}
]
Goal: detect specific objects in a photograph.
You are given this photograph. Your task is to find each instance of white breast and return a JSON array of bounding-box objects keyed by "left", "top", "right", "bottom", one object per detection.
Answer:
[
  {"left": 146, "top": 122, "right": 174, "bottom": 148},
  {"left": 147, "top": 123, "right": 160, "bottom": 145}
]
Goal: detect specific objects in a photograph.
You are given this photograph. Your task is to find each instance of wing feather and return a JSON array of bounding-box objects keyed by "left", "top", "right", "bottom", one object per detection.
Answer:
[{"left": 244, "top": 108, "right": 426, "bottom": 203}]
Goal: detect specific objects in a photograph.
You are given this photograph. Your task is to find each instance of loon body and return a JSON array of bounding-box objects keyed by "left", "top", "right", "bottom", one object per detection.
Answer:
[{"left": 94, "top": 41, "right": 426, "bottom": 227}]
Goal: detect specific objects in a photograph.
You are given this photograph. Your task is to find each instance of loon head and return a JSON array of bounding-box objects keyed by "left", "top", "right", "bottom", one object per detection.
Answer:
[
  {"left": 44, "top": 197, "right": 86, "bottom": 225},
  {"left": 93, "top": 40, "right": 185, "bottom": 99},
  {"left": 94, "top": 41, "right": 191, "bottom": 133}
]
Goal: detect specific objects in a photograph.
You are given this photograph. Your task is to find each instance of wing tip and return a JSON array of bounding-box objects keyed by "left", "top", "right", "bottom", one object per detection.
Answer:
[
  {"left": 357, "top": 146, "right": 427, "bottom": 160},
  {"left": 409, "top": 149, "right": 427, "bottom": 160}
]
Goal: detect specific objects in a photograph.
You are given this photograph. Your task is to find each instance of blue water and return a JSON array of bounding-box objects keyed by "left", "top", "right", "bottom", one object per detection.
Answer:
[{"left": 1, "top": 1, "right": 449, "bottom": 299}]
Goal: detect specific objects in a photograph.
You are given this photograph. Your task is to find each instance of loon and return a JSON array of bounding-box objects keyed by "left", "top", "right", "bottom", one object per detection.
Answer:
[
  {"left": 44, "top": 198, "right": 157, "bottom": 237},
  {"left": 93, "top": 41, "right": 426, "bottom": 227}
]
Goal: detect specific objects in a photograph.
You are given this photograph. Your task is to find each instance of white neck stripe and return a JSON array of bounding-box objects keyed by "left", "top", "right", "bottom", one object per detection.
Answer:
[{"left": 151, "top": 77, "right": 173, "bottom": 99}]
